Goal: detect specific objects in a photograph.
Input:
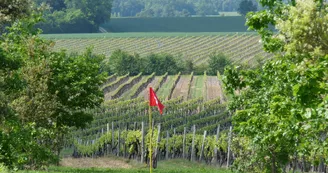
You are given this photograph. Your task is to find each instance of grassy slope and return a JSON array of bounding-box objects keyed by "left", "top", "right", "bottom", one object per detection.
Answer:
[{"left": 20, "top": 159, "right": 230, "bottom": 173}]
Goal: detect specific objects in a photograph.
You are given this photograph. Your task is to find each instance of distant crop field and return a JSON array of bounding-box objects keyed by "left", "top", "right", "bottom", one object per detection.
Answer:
[
  {"left": 46, "top": 32, "right": 271, "bottom": 65},
  {"left": 41, "top": 32, "right": 256, "bottom": 39},
  {"left": 100, "top": 16, "right": 249, "bottom": 32}
]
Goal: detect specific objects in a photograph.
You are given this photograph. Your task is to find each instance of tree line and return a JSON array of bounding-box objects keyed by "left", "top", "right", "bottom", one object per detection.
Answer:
[
  {"left": 112, "top": 0, "right": 259, "bottom": 17},
  {"left": 102, "top": 49, "right": 233, "bottom": 76},
  {"left": 29, "top": 0, "right": 259, "bottom": 33}
]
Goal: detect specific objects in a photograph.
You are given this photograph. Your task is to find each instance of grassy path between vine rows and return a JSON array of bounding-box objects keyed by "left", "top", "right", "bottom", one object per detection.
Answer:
[
  {"left": 19, "top": 157, "right": 230, "bottom": 173},
  {"left": 190, "top": 75, "right": 205, "bottom": 99},
  {"left": 156, "top": 76, "right": 174, "bottom": 100}
]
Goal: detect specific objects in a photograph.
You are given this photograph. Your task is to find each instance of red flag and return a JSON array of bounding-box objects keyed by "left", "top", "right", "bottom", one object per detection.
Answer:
[{"left": 149, "top": 87, "right": 165, "bottom": 114}]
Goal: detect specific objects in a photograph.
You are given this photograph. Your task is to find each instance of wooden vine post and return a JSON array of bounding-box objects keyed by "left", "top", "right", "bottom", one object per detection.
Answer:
[
  {"left": 155, "top": 124, "right": 161, "bottom": 163},
  {"left": 200, "top": 130, "right": 207, "bottom": 161},
  {"left": 227, "top": 126, "right": 232, "bottom": 167},
  {"left": 107, "top": 123, "right": 109, "bottom": 155},
  {"left": 148, "top": 103, "right": 153, "bottom": 173},
  {"left": 101, "top": 128, "right": 104, "bottom": 155},
  {"left": 141, "top": 121, "right": 144, "bottom": 163},
  {"left": 191, "top": 125, "right": 196, "bottom": 162},
  {"left": 166, "top": 131, "right": 169, "bottom": 160},
  {"left": 213, "top": 124, "right": 220, "bottom": 164},
  {"left": 111, "top": 122, "right": 114, "bottom": 154},
  {"left": 117, "top": 127, "right": 121, "bottom": 156},
  {"left": 183, "top": 127, "right": 186, "bottom": 159}
]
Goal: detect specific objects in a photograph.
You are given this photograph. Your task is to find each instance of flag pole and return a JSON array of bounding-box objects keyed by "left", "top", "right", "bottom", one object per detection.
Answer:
[{"left": 149, "top": 101, "right": 153, "bottom": 173}]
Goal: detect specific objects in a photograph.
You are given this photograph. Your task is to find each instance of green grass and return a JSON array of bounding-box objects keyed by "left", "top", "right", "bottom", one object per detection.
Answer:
[
  {"left": 19, "top": 159, "right": 230, "bottom": 173},
  {"left": 190, "top": 76, "right": 205, "bottom": 99},
  {"left": 156, "top": 76, "right": 174, "bottom": 100},
  {"left": 40, "top": 32, "right": 258, "bottom": 39},
  {"left": 121, "top": 76, "right": 146, "bottom": 99}
]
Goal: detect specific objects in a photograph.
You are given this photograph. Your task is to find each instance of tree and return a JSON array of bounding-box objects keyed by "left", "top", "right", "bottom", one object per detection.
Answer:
[
  {"left": 33, "top": 0, "right": 66, "bottom": 11},
  {"left": 64, "top": 0, "right": 113, "bottom": 27},
  {"left": 224, "top": 0, "right": 328, "bottom": 172},
  {"left": 237, "top": 0, "right": 257, "bottom": 16},
  {"left": 143, "top": 53, "right": 182, "bottom": 75},
  {"left": 0, "top": 0, "right": 31, "bottom": 23},
  {"left": 0, "top": 4, "right": 106, "bottom": 169},
  {"left": 207, "top": 52, "right": 231, "bottom": 75},
  {"left": 109, "top": 50, "right": 141, "bottom": 76},
  {"left": 112, "top": 0, "right": 144, "bottom": 17}
]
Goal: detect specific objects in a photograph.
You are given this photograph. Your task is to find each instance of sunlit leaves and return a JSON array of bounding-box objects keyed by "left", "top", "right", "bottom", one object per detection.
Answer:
[{"left": 225, "top": 0, "right": 328, "bottom": 172}]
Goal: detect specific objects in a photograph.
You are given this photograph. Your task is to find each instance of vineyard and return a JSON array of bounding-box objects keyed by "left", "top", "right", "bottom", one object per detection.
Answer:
[
  {"left": 68, "top": 71, "right": 232, "bottom": 165},
  {"left": 71, "top": 97, "right": 232, "bottom": 166},
  {"left": 47, "top": 32, "right": 272, "bottom": 65}
]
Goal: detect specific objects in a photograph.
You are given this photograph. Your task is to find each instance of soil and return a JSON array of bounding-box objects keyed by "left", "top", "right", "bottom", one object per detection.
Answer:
[
  {"left": 171, "top": 76, "right": 190, "bottom": 100},
  {"left": 138, "top": 77, "right": 159, "bottom": 99},
  {"left": 206, "top": 76, "right": 222, "bottom": 101}
]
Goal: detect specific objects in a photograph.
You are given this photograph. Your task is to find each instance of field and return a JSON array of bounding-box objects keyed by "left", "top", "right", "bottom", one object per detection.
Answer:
[
  {"left": 51, "top": 32, "right": 255, "bottom": 171},
  {"left": 44, "top": 32, "right": 271, "bottom": 65},
  {"left": 101, "top": 72, "right": 224, "bottom": 102},
  {"left": 69, "top": 72, "right": 231, "bottom": 167},
  {"left": 101, "top": 16, "right": 248, "bottom": 32}
]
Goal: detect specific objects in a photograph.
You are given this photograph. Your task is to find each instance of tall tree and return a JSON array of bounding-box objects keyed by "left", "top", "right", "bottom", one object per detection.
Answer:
[
  {"left": 0, "top": 3, "right": 106, "bottom": 169},
  {"left": 207, "top": 52, "right": 231, "bottom": 75},
  {"left": 224, "top": 0, "right": 328, "bottom": 172},
  {"left": 64, "top": 0, "right": 113, "bottom": 27},
  {"left": 0, "top": 0, "right": 31, "bottom": 23},
  {"left": 237, "top": 0, "right": 257, "bottom": 16}
]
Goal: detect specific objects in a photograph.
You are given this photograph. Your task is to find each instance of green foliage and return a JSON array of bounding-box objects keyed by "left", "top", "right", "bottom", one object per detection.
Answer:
[
  {"left": 0, "top": 0, "right": 31, "bottom": 24},
  {"left": 38, "top": 9, "right": 95, "bottom": 33},
  {"left": 143, "top": 54, "right": 184, "bottom": 75},
  {"left": 0, "top": 163, "right": 9, "bottom": 173},
  {"left": 109, "top": 50, "right": 142, "bottom": 76},
  {"left": 224, "top": 0, "right": 328, "bottom": 172},
  {"left": 64, "top": 0, "right": 113, "bottom": 27},
  {"left": 207, "top": 52, "right": 231, "bottom": 76},
  {"left": 237, "top": 0, "right": 257, "bottom": 16},
  {"left": 48, "top": 49, "right": 106, "bottom": 128},
  {"left": 35, "top": 0, "right": 113, "bottom": 33},
  {"left": 107, "top": 50, "right": 188, "bottom": 76},
  {"left": 112, "top": 0, "right": 243, "bottom": 17},
  {"left": 0, "top": 3, "right": 106, "bottom": 169}
]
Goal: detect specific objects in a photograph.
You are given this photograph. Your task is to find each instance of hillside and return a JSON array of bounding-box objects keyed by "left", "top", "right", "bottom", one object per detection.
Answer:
[{"left": 46, "top": 32, "right": 271, "bottom": 65}]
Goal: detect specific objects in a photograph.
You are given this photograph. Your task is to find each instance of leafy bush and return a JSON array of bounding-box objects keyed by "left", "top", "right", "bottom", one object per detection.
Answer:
[{"left": 207, "top": 52, "right": 231, "bottom": 76}]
